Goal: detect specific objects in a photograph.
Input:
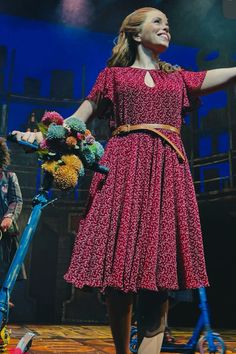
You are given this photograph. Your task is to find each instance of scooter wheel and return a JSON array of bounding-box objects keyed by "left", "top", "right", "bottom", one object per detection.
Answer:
[
  {"left": 198, "top": 333, "right": 226, "bottom": 354},
  {"left": 129, "top": 325, "right": 138, "bottom": 353}
]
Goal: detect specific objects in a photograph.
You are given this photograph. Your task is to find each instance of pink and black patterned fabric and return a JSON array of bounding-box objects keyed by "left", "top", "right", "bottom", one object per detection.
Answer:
[{"left": 64, "top": 66, "right": 209, "bottom": 293}]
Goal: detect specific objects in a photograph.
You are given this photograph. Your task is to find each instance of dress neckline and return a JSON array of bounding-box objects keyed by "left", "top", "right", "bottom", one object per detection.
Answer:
[{"left": 128, "top": 66, "right": 159, "bottom": 71}]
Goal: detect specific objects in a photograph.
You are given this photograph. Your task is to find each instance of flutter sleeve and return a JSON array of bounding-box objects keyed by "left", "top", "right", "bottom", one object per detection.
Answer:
[
  {"left": 86, "top": 67, "right": 114, "bottom": 119},
  {"left": 179, "top": 69, "right": 207, "bottom": 113}
]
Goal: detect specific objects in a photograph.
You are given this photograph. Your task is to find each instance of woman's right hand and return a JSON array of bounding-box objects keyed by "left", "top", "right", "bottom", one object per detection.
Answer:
[{"left": 11, "top": 130, "right": 44, "bottom": 144}]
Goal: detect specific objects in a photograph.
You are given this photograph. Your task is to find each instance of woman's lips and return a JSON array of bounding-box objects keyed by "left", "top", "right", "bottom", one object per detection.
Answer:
[{"left": 158, "top": 33, "right": 169, "bottom": 41}]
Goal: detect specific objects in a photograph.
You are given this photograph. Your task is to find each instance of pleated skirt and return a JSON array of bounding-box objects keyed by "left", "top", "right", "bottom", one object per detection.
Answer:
[{"left": 64, "top": 133, "right": 209, "bottom": 293}]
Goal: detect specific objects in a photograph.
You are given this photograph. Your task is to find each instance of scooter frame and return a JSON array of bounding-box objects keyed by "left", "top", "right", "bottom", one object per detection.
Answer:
[
  {"left": 0, "top": 171, "right": 54, "bottom": 353},
  {"left": 129, "top": 287, "right": 226, "bottom": 354}
]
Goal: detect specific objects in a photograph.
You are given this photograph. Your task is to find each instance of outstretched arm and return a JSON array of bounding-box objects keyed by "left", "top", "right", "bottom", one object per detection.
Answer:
[
  {"left": 12, "top": 99, "right": 95, "bottom": 143},
  {"left": 67, "top": 99, "right": 95, "bottom": 123},
  {"left": 200, "top": 67, "right": 236, "bottom": 94}
]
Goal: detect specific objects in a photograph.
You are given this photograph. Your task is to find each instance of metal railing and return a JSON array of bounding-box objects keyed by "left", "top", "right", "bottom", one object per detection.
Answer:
[{"left": 191, "top": 149, "right": 236, "bottom": 201}]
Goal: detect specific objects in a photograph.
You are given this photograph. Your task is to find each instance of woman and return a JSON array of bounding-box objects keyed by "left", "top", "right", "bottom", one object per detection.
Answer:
[
  {"left": 15, "top": 6, "right": 236, "bottom": 354},
  {"left": 0, "top": 138, "right": 24, "bottom": 297},
  {"left": 63, "top": 7, "right": 236, "bottom": 354}
]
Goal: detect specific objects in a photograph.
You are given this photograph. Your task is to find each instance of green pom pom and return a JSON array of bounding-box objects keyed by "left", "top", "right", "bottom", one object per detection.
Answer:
[
  {"left": 87, "top": 144, "right": 97, "bottom": 154},
  {"left": 64, "top": 117, "right": 86, "bottom": 133},
  {"left": 86, "top": 142, "right": 104, "bottom": 160},
  {"left": 46, "top": 125, "right": 67, "bottom": 140},
  {"left": 79, "top": 165, "right": 85, "bottom": 177},
  {"left": 94, "top": 141, "right": 104, "bottom": 159},
  {"left": 82, "top": 146, "right": 96, "bottom": 165}
]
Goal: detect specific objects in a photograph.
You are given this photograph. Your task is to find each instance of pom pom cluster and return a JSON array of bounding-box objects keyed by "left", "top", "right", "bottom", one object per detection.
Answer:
[{"left": 37, "top": 112, "right": 104, "bottom": 190}]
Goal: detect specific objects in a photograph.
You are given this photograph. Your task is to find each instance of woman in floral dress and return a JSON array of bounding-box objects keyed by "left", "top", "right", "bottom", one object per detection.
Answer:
[
  {"left": 64, "top": 7, "right": 236, "bottom": 354},
  {"left": 17, "top": 6, "right": 236, "bottom": 354}
]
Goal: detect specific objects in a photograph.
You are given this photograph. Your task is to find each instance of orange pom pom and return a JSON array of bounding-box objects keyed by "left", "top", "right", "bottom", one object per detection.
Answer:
[
  {"left": 66, "top": 136, "right": 77, "bottom": 147},
  {"left": 85, "top": 129, "right": 92, "bottom": 137}
]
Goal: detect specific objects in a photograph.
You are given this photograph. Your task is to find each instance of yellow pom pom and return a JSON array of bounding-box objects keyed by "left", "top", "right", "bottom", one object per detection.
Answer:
[
  {"left": 66, "top": 136, "right": 77, "bottom": 147},
  {"left": 61, "top": 155, "right": 83, "bottom": 172},
  {"left": 54, "top": 165, "right": 78, "bottom": 190},
  {"left": 41, "top": 161, "right": 57, "bottom": 174}
]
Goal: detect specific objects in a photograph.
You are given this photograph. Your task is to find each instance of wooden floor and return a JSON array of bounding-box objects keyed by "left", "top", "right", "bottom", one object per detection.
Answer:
[{"left": 4, "top": 324, "right": 236, "bottom": 353}]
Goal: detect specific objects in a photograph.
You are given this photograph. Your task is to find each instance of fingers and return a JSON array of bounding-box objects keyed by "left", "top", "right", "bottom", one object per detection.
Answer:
[
  {"left": 11, "top": 130, "right": 41, "bottom": 144},
  {"left": 11, "top": 130, "right": 44, "bottom": 148},
  {"left": 27, "top": 132, "right": 37, "bottom": 144},
  {"left": 22, "top": 131, "right": 31, "bottom": 141},
  {"left": 12, "top": 130, "right": 24, "bottom": 141},
  {"left": 21, "top": 131, "right": 39, "bottom": 144},
  {"left": 0, "top": 217, "right": 12, "bottom": 232},
  {"left": 35, "top": 132, "right": 44, "bottom": 143}
]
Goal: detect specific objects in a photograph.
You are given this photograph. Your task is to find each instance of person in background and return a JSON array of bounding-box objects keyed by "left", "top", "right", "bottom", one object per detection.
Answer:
[{"left": 0, "top": 138, "right": 25, "bottom": 306}]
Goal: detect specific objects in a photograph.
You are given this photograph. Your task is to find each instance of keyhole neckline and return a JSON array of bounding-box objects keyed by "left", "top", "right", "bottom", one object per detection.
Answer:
[{"left": 144, "top": 71, "right": 156, "bottom": 88}]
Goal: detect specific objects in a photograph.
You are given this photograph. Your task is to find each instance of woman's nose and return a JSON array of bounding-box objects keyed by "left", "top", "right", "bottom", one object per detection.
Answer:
[{"left": 162, "top": 24, "right": 169, "bottom": 32}]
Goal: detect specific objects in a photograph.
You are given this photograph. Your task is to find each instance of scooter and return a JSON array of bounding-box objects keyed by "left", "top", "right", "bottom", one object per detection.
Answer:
[
  {"left": 0, "top": 139, "right": 108, "bottom": 353},
  {"left": 0, "top": 169, "right": 54, "bottom": 353},
  {"left": 129, "top": 287, "right": 226, "bottom": 354}
]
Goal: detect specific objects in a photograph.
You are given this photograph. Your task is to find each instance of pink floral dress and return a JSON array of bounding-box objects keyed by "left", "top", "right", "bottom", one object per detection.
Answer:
[{"left": 64, "top": 66, "right": 209, "bottom": 293}]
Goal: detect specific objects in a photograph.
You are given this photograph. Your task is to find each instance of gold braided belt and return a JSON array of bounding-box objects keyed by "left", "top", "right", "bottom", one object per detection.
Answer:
[{"left": 112, "top": 123, "right": 185, "bottom": 161}]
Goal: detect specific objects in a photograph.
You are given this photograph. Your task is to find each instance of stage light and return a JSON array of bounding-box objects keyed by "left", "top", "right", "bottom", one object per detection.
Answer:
[{"left": 59, "top": 0, "right": 93, "bottom": 26}]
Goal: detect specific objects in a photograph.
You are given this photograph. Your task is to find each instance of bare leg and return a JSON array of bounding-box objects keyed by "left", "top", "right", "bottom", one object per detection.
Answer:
[
  {"left": 138, "top": 333, "right": 164, "bottom": 354},
  {"left": 106, "top": 289, "right": 133, "bottom": 354},
  {"left": 137, "top": 290, "right": 168, "bottom": 354}
]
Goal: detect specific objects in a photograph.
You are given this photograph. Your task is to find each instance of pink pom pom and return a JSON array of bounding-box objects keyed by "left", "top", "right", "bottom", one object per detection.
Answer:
[
  {"left": 39, "top": 139, "right": 49, "bottom": 150},
  {"left": 41, "top": 111, "right": 64, "bottom": 126},
  {"left": 77, "top": 132, "right": 84, "bottom": 141}
]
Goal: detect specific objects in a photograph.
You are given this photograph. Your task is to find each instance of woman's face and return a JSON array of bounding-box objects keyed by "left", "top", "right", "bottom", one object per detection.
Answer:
[{"left": 136, "top": 9, "right": 171, "bottom": 54}]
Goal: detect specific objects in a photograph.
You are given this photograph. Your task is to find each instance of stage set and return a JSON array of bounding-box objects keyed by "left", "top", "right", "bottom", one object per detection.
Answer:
[
  {"left": 5, "top": 325, "right": 236, "bottom": 353},
  {"left": 0, "top": 0, "right": 236, "bottom": 353}
]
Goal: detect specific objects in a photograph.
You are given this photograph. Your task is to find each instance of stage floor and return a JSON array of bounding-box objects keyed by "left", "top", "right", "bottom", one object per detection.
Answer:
[{"left": 5, "top": 324, "right": 236, "bottom": 353}]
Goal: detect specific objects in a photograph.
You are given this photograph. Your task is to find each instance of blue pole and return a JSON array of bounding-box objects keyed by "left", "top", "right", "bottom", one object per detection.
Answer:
[{"left": 0, "top": 191, "right": 49, "bottom": 326}]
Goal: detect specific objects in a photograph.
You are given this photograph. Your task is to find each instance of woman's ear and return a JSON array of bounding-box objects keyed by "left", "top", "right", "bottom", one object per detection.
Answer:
[{"left": 132, "top": 32, "right": 142, "bottom": 43}]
